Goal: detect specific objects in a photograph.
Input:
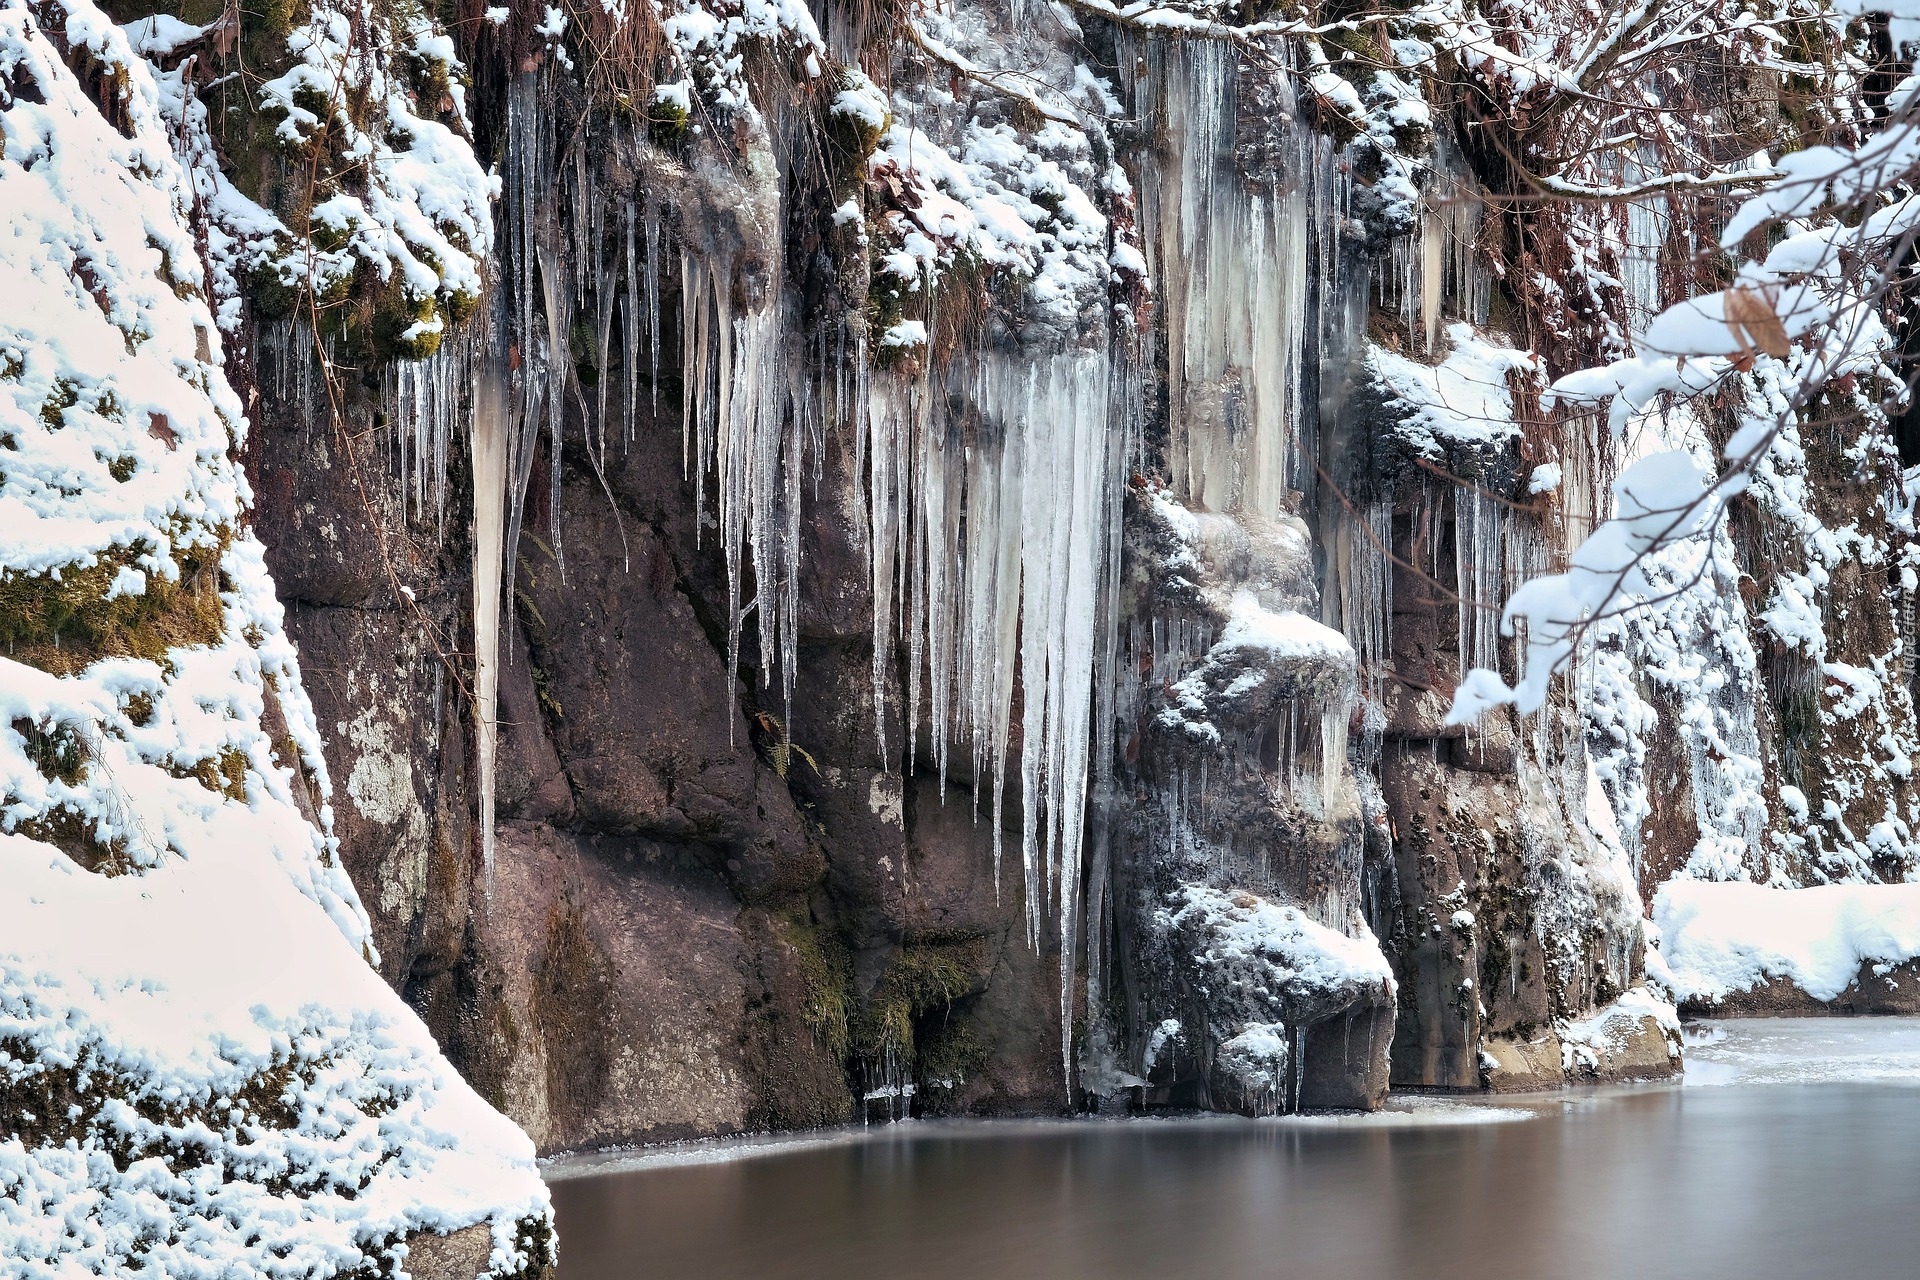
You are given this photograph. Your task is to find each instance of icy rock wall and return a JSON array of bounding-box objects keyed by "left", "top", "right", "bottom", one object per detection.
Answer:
[
  {"left": 1100, "top": 36, "right": 1408, "bottom": 1114},
  {"left": 1098, "top": 16, "right": 1655, "bottom": 1107},
  {"left": 0, "top": 0, "right": 552, "bottom": 1271},
  {"left": 218, "top": 0, "right": 1920, "bottom": 1134},
  {"left": 237, "top": 0, "right": 1610, "bottom": 1126}
]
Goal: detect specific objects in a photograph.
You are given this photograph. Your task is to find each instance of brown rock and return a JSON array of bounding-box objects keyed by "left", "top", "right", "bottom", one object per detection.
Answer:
[
  {"left": 1682, "top": 958, "right": 1920, "bottom": 1017},
  {"left": 1481, "top": 1032, "right": 1564, "bottom": 1093},
  {"left": 400, "top": 1223, "right": 493, "bottom": 1280}
]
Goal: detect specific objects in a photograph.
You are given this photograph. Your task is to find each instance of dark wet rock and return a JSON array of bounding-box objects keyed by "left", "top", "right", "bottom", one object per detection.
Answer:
[{"left": 1680, "top": 958, "right": 1920, "bottom": 1017}]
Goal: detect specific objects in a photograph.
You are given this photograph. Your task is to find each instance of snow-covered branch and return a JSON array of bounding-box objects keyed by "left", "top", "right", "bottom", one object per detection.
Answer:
[{"left": 1451, "top": 75, "right": 1920, "bottom": 722}]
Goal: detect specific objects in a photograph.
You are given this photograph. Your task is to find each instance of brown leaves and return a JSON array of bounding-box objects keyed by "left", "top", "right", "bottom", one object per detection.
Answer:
[
  {"left": 1725, "top": 286, "right": 1791, "bottom": 360},
  {"left": 211, "top": 0, "right": 239, "bottom": 64}
]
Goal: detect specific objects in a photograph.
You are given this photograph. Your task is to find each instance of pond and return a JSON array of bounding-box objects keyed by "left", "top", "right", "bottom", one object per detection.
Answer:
[{"left": 544, "top": 1019, "right": 1920, "bottom": 1280}]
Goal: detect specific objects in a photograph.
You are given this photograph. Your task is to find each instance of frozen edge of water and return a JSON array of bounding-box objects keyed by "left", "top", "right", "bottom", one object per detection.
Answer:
[
  {"left": 539, "top": 1017, "right": 1920, "bottom": 1179},
  {"left": 539, "top": 1100, "right": 1549, "bottom": 1180}
]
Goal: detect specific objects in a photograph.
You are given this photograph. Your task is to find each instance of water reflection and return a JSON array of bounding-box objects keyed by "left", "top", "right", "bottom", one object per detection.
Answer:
[{"left": 549, "top": 1021, "right": 1920, "bottom": 1280}]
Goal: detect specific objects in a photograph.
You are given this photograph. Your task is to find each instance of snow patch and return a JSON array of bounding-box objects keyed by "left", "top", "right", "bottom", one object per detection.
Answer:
[{"left": 1657, "top": 880, "right": 1920, "bottom": 1003}]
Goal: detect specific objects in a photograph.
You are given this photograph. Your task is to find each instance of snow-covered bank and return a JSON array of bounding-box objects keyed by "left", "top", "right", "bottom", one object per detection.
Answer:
[
  {"left": 0, "top": 0, "right": 550, "bottom": 1272},
  {"left": 1656, "top": 881, "right": 1920, "bottom": 1007},
  {"left": 0, "top": 835, "right": 551, "bottom": 1275}
]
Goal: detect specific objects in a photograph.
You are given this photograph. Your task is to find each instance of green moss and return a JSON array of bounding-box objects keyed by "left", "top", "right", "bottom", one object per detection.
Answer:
[
  {"left": 443, "top": 283, "right": 480, "bottom": 325},
  {"left": 851, "top": 941, "right": 981, "bottom": 1065},
  {"left": 248, "top": 256, "right": 303, "bottom": 322},
  {"left": 569, "top": 316, "right": 600, "bottom": 386},
  {"left": 778, "top": 916, "right": 853, "bottom": 1060},
  {"left": 649, "top": 96, "right": 690, "bottom": 148},
  {"left": 915, "top": 1020, "right": 987, "bottom": 1095},
  {"left": 0, "top": 539, "right": 227, "bottom": 676},
  {"left": 40, "top": 380, "right": 78, "bottom": 431},
  {"left": 824, "top": 70, "right": 888, "bottom": 178},
  {"left": 498, "top": 1212, "right": 558, "bottom": 1280},
  {"left": 367, "top": 276, "right": 444, "bottom": 361}
]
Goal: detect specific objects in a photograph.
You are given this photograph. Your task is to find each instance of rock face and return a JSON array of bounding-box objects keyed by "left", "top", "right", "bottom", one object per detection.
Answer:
[
  {"left": 229, "top": 0, "right": 1920, "bottom": 1145},
  {"left": 1677, "top": 962, "right": 1920, "bottom": 1017},
  {"left": 401, "top": 1225, "right": 497, "bottom": 1280},
  {"left": 254, "top": 380, "right": 1069, "bottom": 1150}
]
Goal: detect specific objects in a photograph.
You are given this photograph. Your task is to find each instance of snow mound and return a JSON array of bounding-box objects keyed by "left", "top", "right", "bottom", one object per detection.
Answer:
[
  {"left": 1156, "top": 592, "right": 1355, "bottom": 751},
  {"left": 1158, "top": 883, "right": 1394, "bottom": 1112},
  {"left": 1161, "top": 883, "right": 1396, "bottom": 1028},
  {"left": 1656, "top": 880, "right": 1920, "bottom": 1004},
  {"left": 0, "top": 0, "right": 550, "bottom": 1272},
  {"left": 1, "top": 836, "right": 549, "bottom": 1277}
]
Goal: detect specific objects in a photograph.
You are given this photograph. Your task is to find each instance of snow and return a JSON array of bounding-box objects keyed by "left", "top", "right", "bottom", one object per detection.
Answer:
[
  {"left": 1162, "top": 882, "right": 1397, "bottom": 1015},
  {"left": 1558, "top": 988, "right": 1682, "bottom": 1074},
  {"left": 652, "top": 80, "right": 691, "bottom": 113},
  {"left": 1159, "top": 883, "right": 1394, "bottom": 1113},
  {"left": 654, "top": 0, "right": 824, "bottom": 111},
  {"left": 1216, "top": 592, "right": 1354, "bottom": 663},
  {"left": 249, "top": 0, "right": 496, "bottom": 344},
  {"left": 1154, "top": 591, "right": 1356, "bottom": 781},
  {"left": 866, "top": 113, "right": 1112, "bottom": 331},
  {"left": 829, "top": 68, "right": 889, "bottom": 132},
  {"left": 0, "top": 1, "right": 550, "bottom": 1268},
  {"left": 1371, "top": 324, "right": 1533, "bottom": 459},
  {"left": 1142, "top": 1018, "right": 1184, "bottom": 1072},
  {"left": 877, "top": 320, "right": 927, "bottom": 350},
  {"left": 1656, "top": 880, "right": 1920, "bottom": 1003},
  {"left": 1449, "top": 445, "right": 1731, "bottom": 723},
  {"left": 0, "top": 835, "right": 549, "bottom": 1277}
]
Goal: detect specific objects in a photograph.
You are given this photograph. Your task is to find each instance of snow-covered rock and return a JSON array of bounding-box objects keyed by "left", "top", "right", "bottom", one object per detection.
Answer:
[
  {"left": 1657, "top": 880, "right": 1920, "bottom": 1010},
  {"left": 1157, "top": 883, "right": 1396, "bottom": 1113},
  {"left": 0, "top": 0, "right": 550, "bottom": 1272}
]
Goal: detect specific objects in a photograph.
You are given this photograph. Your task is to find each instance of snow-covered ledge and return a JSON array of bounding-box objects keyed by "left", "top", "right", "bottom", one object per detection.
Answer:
[{"left": 1655, "top": 881, "right": 1920, "bottom": 1015}]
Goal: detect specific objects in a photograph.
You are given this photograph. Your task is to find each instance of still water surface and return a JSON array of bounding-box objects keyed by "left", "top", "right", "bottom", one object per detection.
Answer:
[{"left": 546, "top": 1019, "right": 1920, "bottom": 1280}]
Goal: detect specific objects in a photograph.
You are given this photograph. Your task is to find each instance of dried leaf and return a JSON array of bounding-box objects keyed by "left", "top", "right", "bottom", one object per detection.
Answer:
[
  {"left": 212, "top": 0, "right": 239, "bottom": 62},
  {"left": 1725, "top": 286, "right": 1790, "bottom": 360}
]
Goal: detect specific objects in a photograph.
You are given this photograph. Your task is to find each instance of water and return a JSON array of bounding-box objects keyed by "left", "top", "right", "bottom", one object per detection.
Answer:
[{"left": 546, "top": 1019, "right": 1920, "bottom": 1280}]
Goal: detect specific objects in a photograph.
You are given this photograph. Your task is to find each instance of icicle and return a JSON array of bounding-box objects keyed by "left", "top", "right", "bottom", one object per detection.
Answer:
[
  {"left": 594, "top": 179, "right": 615, "bottom": 461},
  {"left": 623, "top": 200, "right": 639, "bottom": 443},
  {"left": 867, "top": 375, "right": 907, "bottom": 765},
  {"left": 1130, "top": 36, "right": 1310, "bottom": 518},
  {"left": 536, "top": 238, "right": 571, "bottom": 578},
  {"left": 645, "top": 204, "right": 662, "bottom": 413},
  {"left": 1420, "top": 206, "right": 1444, "bottom": 355},
  {"left": 677, "top": 168, "right": 805, "bottom": 729},
  {"left": 471, "top": 335, "right": 509, "bottom": 894},
  {"left": 501, "top": 69, "right": 554, "bottom": 615},
  {"left": 862, "top": 350, "right": 1117, "bottom": 1082},
  {"left": 1455, "top": 486, "right": 1503, "bottom": 678}
]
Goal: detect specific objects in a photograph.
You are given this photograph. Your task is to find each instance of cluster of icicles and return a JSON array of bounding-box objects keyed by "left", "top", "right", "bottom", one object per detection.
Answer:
[
  {"left": 431, "top": 68, "right": 1136, "bottom": 1076},
  {"left": 355, "top": 35, "right": 1501, "bottom": 1083}
]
